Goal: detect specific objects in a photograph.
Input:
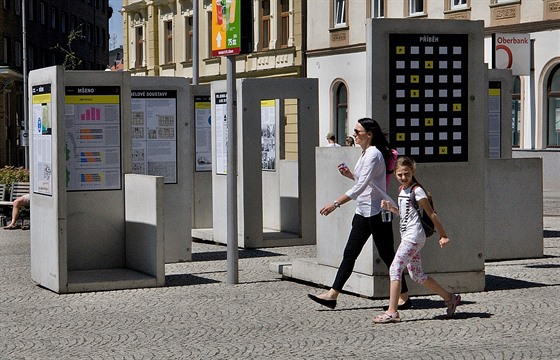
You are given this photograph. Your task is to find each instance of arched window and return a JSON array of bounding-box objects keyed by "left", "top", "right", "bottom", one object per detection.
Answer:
[
  {"left": 547, "top": 64, "right": 560, "bottom": 147},
  {"left": 512, "top": 76, "right": 521, "bottom": 146},
  {"left": 333, "top": 82, "right": 348, "bottom": 144}
]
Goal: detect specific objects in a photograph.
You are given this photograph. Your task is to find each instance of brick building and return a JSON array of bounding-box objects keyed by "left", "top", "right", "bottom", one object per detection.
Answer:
[{"left": 0, "top": 0, "right": 112, "bottom": 167}]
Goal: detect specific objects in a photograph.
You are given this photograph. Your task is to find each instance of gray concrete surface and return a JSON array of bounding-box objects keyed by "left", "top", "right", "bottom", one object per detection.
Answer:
[{"left": 1, "top": 193, "right": 559, "bottom": 359}]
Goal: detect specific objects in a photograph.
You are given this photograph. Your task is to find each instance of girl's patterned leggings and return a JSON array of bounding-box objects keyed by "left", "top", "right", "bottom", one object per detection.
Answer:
[{"left": 389, "top": 240, "right": 428, "bottom": 284}]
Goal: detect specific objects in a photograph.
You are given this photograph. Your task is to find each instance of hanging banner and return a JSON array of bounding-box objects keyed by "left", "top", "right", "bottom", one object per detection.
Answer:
[
  {"left": 492, "top": 33, "right": 530, "bottom": 76},
  {"left": 211, "top": 0, "right": 241, "bottom": 56}
]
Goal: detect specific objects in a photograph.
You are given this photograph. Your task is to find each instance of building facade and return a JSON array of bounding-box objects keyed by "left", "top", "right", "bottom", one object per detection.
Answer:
[
  {"left": 306, "top": 0, "right": 560, "bottom": 185},
  {"left": 120, "top": 0, "right": 305, "bottom": 159},
  {"left": 0, "top": 0, "right": 112, "bottom": 167}
]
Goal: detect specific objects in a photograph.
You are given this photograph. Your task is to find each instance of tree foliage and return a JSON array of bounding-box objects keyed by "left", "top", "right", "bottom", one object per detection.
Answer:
[{"left": 52, "top": 25, "right": 85, "bottom": 70}]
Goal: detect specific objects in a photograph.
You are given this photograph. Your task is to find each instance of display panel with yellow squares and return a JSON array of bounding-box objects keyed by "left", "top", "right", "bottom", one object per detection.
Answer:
[{"left": 389, "top": 33, "right": 468, "bottom": 163}]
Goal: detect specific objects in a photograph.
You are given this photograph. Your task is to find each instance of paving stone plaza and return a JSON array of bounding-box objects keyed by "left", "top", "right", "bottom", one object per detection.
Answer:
[{"left": 1, "top": 190, "right": 559, "bottom": 359}]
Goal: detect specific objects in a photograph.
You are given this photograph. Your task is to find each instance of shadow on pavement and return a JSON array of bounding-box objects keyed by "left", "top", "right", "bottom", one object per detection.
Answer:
[
  {"left": 192, "top": 248, "right": 283, "bottom": 262},
  {"left": 165, "top": 273, "right": 221, "bottom": 287},
  {"left": 485, "top": 274, "right": 547, "bottom": 291},
  {"left": 525, "top": 263, "right": 560, "bottom": 269},
  {"left": 543, "top": 230, "right": 560, "bottom": 238}
]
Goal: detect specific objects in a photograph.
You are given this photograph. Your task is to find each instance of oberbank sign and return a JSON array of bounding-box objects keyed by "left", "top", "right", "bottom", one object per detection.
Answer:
[{"left": 492, "top": 33, "right": 531, "bottom": 76}]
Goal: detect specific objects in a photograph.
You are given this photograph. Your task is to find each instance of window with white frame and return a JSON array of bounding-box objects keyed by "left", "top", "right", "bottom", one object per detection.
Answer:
[
  {"left": 334, "top": 0, "right": 346, "bottom": 27},
  {"left": 372, "top": 0, "right": 384, "bottom": 18},
  {"left": 164, "top": 20, "right": 173, "bottom": 63},
  {"left": 450, "top": 0, "right": 467, "bottom": 10},
  {"left": 409, "top": 0, "right": 424, "bottom": 16},
  {"left": 260, "top": 0, "right": 271, "bottom": 50}
]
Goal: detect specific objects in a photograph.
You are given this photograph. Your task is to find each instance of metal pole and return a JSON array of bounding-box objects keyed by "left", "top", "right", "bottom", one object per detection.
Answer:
[
  {"left": 192, "top": 0, "right": 199, "bottom": 85},
  {"left": 529, "top": 39, "right": 535, "bottom": 150},
  {"left": 22, "top": 0, "right": 29, "bottom": 169},
  {"left": 226, "top": 55, "right": 238, "bottom": 284}
]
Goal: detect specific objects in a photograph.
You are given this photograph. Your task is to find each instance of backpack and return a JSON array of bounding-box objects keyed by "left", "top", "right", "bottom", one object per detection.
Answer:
[
  {"left": 408, "top": 184, "right": 436, "bottom": 237},
  {"left": 385, "top": 149, "right": 398, "bottom": 188}
]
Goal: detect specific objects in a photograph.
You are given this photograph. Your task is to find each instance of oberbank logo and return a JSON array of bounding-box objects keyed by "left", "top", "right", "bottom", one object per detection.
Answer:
[{"left": 493, "top": 33, "right": 531, "bottom": 76}]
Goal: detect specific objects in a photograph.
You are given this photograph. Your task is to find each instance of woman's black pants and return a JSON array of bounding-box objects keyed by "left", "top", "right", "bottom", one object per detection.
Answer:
[{"left": 331, "top": 213, "right": 409, "bottom": 294}]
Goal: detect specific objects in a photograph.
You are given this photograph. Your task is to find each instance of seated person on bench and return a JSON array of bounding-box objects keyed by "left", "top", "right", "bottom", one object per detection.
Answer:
[{"left": 4, "top": 194, "right": 30, "bottom": 230}]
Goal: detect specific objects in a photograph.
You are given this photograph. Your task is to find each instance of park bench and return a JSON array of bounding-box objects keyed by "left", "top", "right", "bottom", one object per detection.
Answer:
[
  {"left": 0, "top": 182, "right": 31, "bottom": 226},
  {"left": 0, "top": 182, "right": 30, "bottom": 206}
]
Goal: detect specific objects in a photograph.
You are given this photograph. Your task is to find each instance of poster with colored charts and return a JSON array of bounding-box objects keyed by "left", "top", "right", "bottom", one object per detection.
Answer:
[
  {"left": 389, "top": 33, "right": 469, "bottom": 163},
  {"left": 131, "top": 90, "right": 178, "bottom": 184},
  {"left": 65, "top": 86, "right": 122, "bottom": 191},
  {"left": 31, "top": 84, "right": 53, "bottom": 195}
]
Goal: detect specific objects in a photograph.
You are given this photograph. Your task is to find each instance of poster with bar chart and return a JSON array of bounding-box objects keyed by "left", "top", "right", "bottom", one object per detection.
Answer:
[{"left": 65, "top": 86, "right": 122, "bottom": 191}]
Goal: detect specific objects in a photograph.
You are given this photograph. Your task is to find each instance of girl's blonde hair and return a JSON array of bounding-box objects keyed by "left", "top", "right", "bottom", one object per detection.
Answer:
[{"left": 394, "top": 156, "right": 416, "bottom": 172}]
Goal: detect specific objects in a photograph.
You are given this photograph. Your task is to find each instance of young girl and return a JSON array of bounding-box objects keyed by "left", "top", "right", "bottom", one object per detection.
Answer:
[{"left": 373, "top": 156, "right": 461, "bottom": 323}]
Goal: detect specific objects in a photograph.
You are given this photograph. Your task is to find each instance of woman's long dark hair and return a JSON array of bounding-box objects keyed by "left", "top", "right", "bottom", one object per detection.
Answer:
[{"left": 357, "top": 117, "right": 392, "bottom": 165}]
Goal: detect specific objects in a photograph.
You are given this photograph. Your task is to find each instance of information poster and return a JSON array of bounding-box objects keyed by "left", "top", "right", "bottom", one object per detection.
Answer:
[
  {"left": 65, "top": 86, "right": 121, "bottom": 191},
  {"left": 131, "top": 90, "right": 177, "bottom": 183},
  {"left": 488, "top": 82, "right": 501, "bottom": 159},
  {"left": 195, "top": 96, "right": 212, "bottom": 172},
  {"left": 215, "top": 92, "right": 228, "bottom": 175},
  {"left": 389, "top": 33, "right": 469, "bottom": 163},
  {"left": 32, "top": 84, "right": 53, "bottom": 195},
  {"left": 260, "top": 100, "right": 276, "bottom": 171}
]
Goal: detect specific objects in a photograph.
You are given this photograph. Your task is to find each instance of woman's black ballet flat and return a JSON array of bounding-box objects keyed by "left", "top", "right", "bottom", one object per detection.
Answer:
[
  {"left": 383, "top": 298, "right": 413, "bottom": 311},
  {"left": 308, "top": 294, "right": 337, "bottom": 309}
]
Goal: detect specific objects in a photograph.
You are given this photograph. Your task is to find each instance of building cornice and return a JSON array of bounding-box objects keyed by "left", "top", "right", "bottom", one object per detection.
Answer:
[
  {"left": 305, "top": 43, "right": 366, "bottom": 58},
  {"left": 485, "top": 19, "right": 560, "bottom": 36}
]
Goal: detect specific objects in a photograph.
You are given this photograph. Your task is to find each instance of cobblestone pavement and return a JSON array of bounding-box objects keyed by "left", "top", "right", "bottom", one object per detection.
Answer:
[{"left": 1, "top": 215, "right": 559, "bottom": 359}]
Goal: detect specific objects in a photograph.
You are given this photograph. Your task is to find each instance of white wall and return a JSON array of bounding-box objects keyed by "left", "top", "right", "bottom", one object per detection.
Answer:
[{"left": 307, "top": 52, "right": 367, "bottom": 145}]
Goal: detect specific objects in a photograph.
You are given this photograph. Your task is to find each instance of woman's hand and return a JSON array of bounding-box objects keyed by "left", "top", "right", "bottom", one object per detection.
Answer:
[
  {"left": 338, "top": 163, "right": 354, "bottom": 180},
  {"left": 319, "top": 203, "right": 337, "bottom": 216}
]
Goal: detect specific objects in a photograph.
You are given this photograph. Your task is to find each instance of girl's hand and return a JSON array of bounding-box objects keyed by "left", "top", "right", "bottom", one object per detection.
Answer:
[
  {"left": 380, "top": 200, "right": 390, "bottom": 210},
  {"left": 439, "top": 236, "right": 450, "bottom": 248}
]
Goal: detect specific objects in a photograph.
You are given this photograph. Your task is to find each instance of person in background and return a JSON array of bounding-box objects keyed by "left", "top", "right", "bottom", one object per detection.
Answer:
[
  {"left": 345, "top": 136, "right": 355, "bottom": 146},
  {"left": 326, "top": 132, "right": 342, "bottom": 147},
  {"left": 308, "top": 118, "right": 410, "bottom": 310},
  {"left": 3, "top": 194, "right": 30, "bottom": 230}
]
